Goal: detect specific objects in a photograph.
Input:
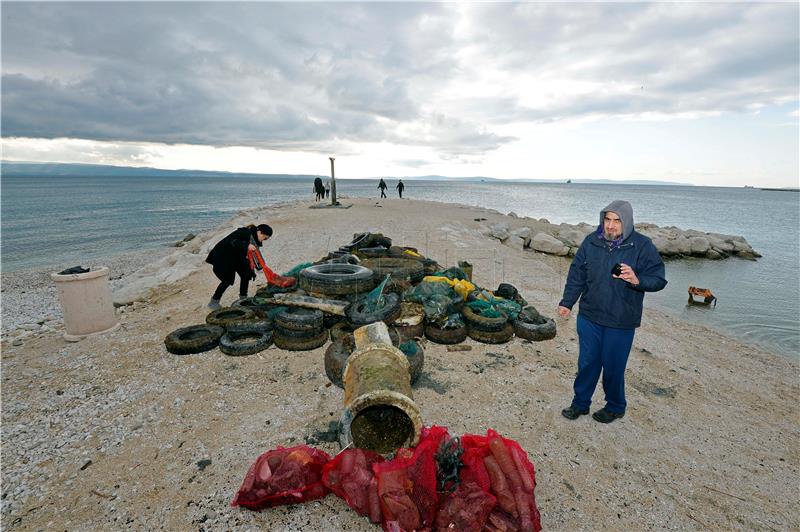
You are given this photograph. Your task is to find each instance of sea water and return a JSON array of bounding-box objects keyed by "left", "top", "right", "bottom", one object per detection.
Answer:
[{"left": 1, "top": 175, "right": 797, "bottom": 357}]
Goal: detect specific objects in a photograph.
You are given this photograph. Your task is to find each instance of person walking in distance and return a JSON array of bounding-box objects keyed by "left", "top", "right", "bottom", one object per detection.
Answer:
[
  {"left": 378, "top": 178, "right": 388, "bottom": 198},
  {"left": 325, "top": 181, "right": 331, "bottom": 199},
  {"left": 313, "top": 177, "right": 325, "bottom": 201},
  {"left": 396, "top": 179, "right": 405, "bottom": 198},
  {"left": 558, "top": 200, "right": 666, "bottom": 423},
  {"left": 205, "top": 223, "right": 273, "bottom": 309}
]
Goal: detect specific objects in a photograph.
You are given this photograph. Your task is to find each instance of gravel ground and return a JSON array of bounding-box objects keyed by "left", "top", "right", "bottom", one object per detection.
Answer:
[{"left": 1, "top": 198, "right": 798, "bottom": 531}]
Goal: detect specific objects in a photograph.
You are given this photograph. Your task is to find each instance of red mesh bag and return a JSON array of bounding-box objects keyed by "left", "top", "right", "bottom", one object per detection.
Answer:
[
  {"left": 461, "top": 429, "right": 541, "bottom": 532},
  {"left": 373, "top": 426, "right": 450, "bottom": 531},
  {"left": 434, "top": 441, "right": 496, "bottom": 531},
  {"left": 231, "top": 445, "right": 331, "bottom": 510},
  {"left": 322, "top": 448, "right": 386, "bottom": 523}
]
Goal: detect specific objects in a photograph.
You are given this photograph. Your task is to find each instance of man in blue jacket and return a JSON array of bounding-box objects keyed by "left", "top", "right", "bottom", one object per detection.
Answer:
[{"left": 558, "top": 200, "right": 667, "bottom": 423}]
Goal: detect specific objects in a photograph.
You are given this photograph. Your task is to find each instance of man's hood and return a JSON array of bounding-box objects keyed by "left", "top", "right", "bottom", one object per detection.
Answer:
[{"left": 599, "top": 200, "right": 634, "bottom": 241}]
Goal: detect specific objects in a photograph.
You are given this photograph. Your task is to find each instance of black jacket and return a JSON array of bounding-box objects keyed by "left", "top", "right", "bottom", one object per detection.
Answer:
[{"left": 205, "top": 226, "right": 262, "bottom": 269}]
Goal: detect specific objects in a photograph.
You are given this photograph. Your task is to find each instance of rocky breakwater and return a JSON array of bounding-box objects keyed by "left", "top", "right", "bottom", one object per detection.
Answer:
[{"left": 484, "top": 215, "right": 760, "bottom": 260}]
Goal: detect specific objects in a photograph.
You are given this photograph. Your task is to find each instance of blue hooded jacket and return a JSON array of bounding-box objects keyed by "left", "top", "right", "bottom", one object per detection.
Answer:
[{"left": 558, "top": 200, "right": 667, "bottom": 329}]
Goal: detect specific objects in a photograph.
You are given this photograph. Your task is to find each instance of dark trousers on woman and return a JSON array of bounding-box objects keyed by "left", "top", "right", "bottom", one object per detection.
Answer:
[
  {"left": 212, "top": 262, "right": 252, "bottom": 300},
  {"left": 571, "top": 315, "right": 636, "bottom": 414}
]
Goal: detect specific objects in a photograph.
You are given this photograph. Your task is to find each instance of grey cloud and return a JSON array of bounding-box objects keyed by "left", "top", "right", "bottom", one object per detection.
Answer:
[
  {"left": 1, "top": 2, "right": 473, "bottom": 152},
  {"left": 2, "top": 2, "right": 797, "bottom": 153},
  {"left": 458, "top": 3, "right": 798, "bottom": 122}
]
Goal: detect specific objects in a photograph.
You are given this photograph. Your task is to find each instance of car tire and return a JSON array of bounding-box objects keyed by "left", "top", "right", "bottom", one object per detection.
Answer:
[
  {"left": 424, "top": 322, "right": 468, "bottom": 344},
  {"left": 273, "top": 328, "right": 329, "bottom": 351},
  {"left": 513, "top": 315, "right": 557, "bottom": 341},
  {"left": 164, "top": 325, "right": 225, "bottom": 355},
  {"left": 232, "top": 296, "right": 280, "bottom": 319},
  {"left": 206, "top": 307, "right": 258, "bottom": 329},
  {"left": 274, "top": 324, "right": 325, "bottom": 339},
  {"left": 219, "top": 329, "right": 273, "bottom": 356},
  {"left": 468, "top": 323, "right": 514, "bottom": 344},
  {"left": 462, "top": 305, "right": 508, "bottom": 332},
  {"left": 361, "top": 258, "right": 424, "bottom": 283},
  {"left": 275, "top": 307, "right": 324, "bottom": 332},
  {"left": 299, "top": 263, "right": 376, "bottom": 296},
  {"left": 347, "top": 292, "right": 402, "bottom": 326}
]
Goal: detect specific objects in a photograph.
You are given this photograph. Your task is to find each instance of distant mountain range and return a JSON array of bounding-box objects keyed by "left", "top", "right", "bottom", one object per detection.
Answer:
[
  {"left": 0, "top": 161, "right": 320, "bottom": 180},
  {"left": 0, "top": 161, "right": 690, "bottom": 185}
]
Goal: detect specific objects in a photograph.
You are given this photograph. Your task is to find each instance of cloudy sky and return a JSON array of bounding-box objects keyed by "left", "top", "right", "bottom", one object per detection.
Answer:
[{"left": 2, "top": 2, "right": 798, "bottom": 186}]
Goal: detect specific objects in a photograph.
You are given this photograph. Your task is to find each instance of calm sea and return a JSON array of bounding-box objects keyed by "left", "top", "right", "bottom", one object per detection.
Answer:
[{"left": 2, "top": 175, "right": 798, "bottom": 357}]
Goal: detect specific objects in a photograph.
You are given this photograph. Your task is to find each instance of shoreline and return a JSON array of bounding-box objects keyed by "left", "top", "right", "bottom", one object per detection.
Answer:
[
  {"left": 0, "top": 197, "right": 786, "bottom": 358},
  {"left": 1, "top": 197, "right": 798, "bottom": 530}
]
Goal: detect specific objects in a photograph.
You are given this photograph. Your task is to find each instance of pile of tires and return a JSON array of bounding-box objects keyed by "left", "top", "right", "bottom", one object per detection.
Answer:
[
  {"left": 164, "top": 305, "right": 273, "bottom": 356},
  {"left": 207, "top": 306, "right": 273, "bottom": 356},
  {"left": 272, "top": 307, "right": 328, "bottom": 351},
  {"left": 165, "top": 233, "right": 556, "bottom": 361}
]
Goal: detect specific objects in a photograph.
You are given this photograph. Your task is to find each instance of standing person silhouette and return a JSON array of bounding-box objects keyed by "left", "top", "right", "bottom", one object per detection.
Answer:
[
  {"left": 378, "top": 178, "right": 388, "bottom": 198},
  {"left": 313, "top": 177, "right": 325, "bottom": 201},
  {"left": 396, "top": 179, "right": 405, "bottom": 198}
]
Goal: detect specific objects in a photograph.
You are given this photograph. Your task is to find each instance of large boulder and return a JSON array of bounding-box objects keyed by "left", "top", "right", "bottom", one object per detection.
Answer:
[
  {"left": 506, "top": 235, "right": 526, "bottom": 251},
  {"left": 488, "top": 222, "right": 510, "bottom": 241},
  {"left": 510, "top": 227, "right": 532, "bottom": 246},
  {"left": 557, "top": 228, "right": 587, "bottom": 247},
  {"left": 673, "top": 236, "right": 692, "bottom": 255},
  {"left": 689, "top": 236, "right": 710, "bottom": 255},
  {"left": 651, "top": 237, "right": 677, "bottom": 256},
  {"left": 707, "top": 234, "right": 735, "bottom": 253},
  {"left": 531, "top": 232, "right": 569, "bottom": 256}
]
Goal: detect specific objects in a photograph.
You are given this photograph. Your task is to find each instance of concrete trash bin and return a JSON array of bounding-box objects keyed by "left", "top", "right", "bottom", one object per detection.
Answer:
[{"left": 51, "top": 266, "right": 119, "bottom": 342}]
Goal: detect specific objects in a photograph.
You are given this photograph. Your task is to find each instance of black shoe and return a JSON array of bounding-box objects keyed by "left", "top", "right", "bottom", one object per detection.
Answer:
[
  {"left": 592, "top": 408, "right": 625, "bottom": 423},
  {"left": 561, "top": 406, "right": 589, "bottom": 420}
]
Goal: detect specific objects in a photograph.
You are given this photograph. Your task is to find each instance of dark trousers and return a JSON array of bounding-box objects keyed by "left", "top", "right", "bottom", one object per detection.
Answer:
[
  {"left": 571, "top": 315, "right": 635, "bottom": 414},
  {"left": 398, "top": 189, "right": 403, "bottom": 198},
  {"left": 380, "top": 190, "right": 386, "bottom": 198},
  {"left": 211, "top": 262, "right": 252, "bottom": 300}
]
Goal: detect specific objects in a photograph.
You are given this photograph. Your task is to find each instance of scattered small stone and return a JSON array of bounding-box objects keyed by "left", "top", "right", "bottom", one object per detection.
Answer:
[
  {"left": 80, "top": 460, "right": 93, "bottom": 471},
  {"left": 446, "top": 345, "right": 472, "bottom": 352},
  {"left": 196, "top": 459, "right": 212, "bottom": 471}
]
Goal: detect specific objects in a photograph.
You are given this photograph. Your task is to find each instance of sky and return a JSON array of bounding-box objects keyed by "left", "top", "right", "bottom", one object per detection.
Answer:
[{"left": 1, "top": 2, "right": 798, "bottom": 187}]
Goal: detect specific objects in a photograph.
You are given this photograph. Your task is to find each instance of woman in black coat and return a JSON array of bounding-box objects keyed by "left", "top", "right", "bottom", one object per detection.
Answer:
[{"left": 206, "top": 223, "right": 272, "bottom": 309}]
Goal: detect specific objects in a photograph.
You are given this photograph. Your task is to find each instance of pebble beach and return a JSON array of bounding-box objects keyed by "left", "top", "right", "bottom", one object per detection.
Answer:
[{"left": 1, "top": 198, "right": 798, "bottom": 530}]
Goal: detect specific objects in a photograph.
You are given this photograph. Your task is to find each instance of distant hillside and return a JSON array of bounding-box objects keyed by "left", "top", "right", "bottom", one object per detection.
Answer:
[
  {"left": 0, "top": 161, "right": 323, "bottom": 180},
  {"left": 502, "top": 178, "right": 693, "bottom": 186},
  {"left": 1, "top": 161, "right": 690, "bottom": 185}
]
